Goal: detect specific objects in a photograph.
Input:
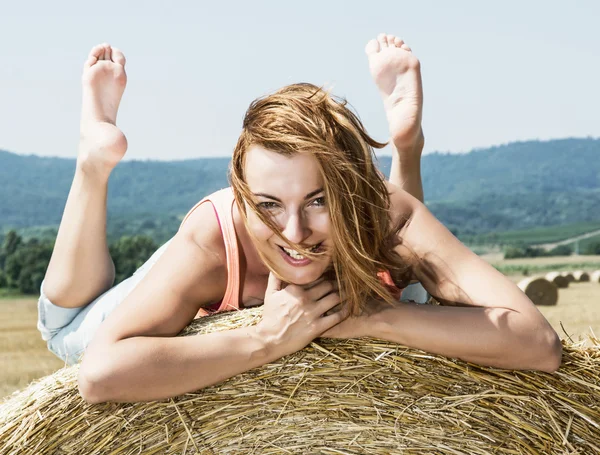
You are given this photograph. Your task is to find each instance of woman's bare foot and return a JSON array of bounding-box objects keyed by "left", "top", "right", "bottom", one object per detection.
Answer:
[
  {"left": 366, "top": 34, "right": 424, "bottom": 158},
  {"left": 78, "top": 43, "right": 128, "bottom": 177}
]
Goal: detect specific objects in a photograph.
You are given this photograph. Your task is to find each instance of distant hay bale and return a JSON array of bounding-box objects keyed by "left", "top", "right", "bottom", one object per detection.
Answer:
[
  {"left": 545, "top": 271, "right": 569, "bottom": 288},
  {"left": 561, "top": 271, "right": 576, "bottom": 283},
  {"left": 573, "top": 270, "right": 590, "bottom": 282},
  {"left": 517, "top": 276, "right": 558, "bottom": 306},
  {"left": 2, "top": 308, "right": 599, "bottom": 454},
  {"left": 591, "top": 270, "right": 600, "bottom": 283}
]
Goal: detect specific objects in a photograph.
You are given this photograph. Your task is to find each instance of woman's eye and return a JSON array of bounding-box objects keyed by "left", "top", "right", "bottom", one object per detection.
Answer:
[
  {"left": 311, "top": 197, "right": 326, "bottom": 207},
  {"left": 258, "top": 201, "right": 278, "bottom": 210}
]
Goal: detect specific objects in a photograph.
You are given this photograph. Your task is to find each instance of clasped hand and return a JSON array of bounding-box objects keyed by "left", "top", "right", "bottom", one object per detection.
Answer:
[{"left": 256, "top": 273, "right": 390, "bottom": 355}]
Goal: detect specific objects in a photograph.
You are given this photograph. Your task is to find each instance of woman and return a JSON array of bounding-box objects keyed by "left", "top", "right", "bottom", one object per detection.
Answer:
[{"left": 38, "top": 34, "right": 561, "bottom": 404}]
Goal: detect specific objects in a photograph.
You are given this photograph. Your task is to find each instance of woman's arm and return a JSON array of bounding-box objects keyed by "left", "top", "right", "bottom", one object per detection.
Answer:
[
  {"left": 368, "top": 189, "right": 562, "bottom": 372},
  {"left": 78, "top": 202, "right": 284, "bottom": 403}
]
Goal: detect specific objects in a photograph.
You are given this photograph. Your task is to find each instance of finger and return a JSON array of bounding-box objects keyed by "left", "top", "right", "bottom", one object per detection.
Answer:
[
  {"left": 266, "top": 271, "right": 282, "bottom": 295},
  {"left": 316, "top": 291, "right": 342, "bottom": 316},
  {"left": 307, "top": 279, "right": 336, "bottom": 301},
  {"left": 319, "top": 303, "right": 350, "bottom": 329}
]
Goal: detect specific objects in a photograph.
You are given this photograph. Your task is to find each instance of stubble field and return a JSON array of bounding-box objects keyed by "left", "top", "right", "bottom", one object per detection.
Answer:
[{"left": 1, "top": 261, "right": 599, "bottom": 401}]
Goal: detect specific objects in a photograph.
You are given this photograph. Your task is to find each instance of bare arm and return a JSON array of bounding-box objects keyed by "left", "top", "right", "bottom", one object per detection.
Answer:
[
  {"left": 368, "top": 189, "right": 561, "bottom": 372},
  {"left": 78, "top": 202, "right": 284, "bottom": 403}
]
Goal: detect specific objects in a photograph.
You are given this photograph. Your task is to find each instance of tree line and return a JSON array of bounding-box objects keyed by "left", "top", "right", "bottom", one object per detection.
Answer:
[
  {"left": 0, "top": 230, "right": 159, "bottom": 295},
  {"left": 2, "top": 227, "right": 600, "bottom": 296}
]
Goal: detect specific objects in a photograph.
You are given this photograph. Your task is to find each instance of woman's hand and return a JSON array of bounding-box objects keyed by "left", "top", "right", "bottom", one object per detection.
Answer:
[
  {"left": 320, "top": 298, "right": 395, "bottom": 339},
  {"left": 255, "top": 272, "right": 349, "bottom": 356}
]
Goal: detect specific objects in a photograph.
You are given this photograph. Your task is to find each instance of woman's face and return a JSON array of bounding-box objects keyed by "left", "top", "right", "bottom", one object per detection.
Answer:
[{"left": 244, "top": 145, "right": 332, "bottom": 285}]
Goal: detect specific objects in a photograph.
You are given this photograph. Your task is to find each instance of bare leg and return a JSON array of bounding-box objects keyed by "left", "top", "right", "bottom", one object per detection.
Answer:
[
  {"left": 366, "top": 34, "right": 425, "bottom": 202},
  {"left": 43, "top": 43, "right": 128, "bottom": 308}
]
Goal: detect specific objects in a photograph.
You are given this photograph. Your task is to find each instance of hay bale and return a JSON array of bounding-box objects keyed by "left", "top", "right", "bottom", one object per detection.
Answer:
[
  {"left": 517, "top": 276, "right": 558, "bottom": 306},
  {"left": 545, "top": 271, "right": 569, "bottom": 288},
  {"left": 573, "top": 270, "right": 590, "bottom": 282},
  {"left": 591, "top": 270, "right": 600, "bottom": 283},
  {"left": 561, "top": 271, "right": 576, "bottom": 283},
  {"left": 2, "top": 308, "right": 599, "bottom": 454}
]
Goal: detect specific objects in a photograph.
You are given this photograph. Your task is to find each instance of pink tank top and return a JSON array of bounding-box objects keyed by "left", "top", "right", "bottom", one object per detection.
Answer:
[
  {"left": 179, "top": 187, "right": 403, "bottom": 318},
  {"left": 179, "top": 188, "right": 242, "bottom": 317}
]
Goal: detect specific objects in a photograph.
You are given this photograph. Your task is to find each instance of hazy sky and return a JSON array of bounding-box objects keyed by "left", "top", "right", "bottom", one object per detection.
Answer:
[{"left": 1, "top": 0, "right": 598, "bottom": 160}]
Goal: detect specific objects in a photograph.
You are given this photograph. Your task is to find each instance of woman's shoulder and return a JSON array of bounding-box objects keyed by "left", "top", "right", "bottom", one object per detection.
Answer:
[{"left": 178, "top": 195, "right": 228, "bottom": 268}]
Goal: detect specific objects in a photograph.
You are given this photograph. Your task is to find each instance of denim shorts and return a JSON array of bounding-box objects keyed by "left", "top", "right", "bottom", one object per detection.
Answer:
[
  {"left": 37, "top": 238, "right": 429, "bottom": 365},
  {"left": 37, "top": 239, "right": 174, "bottom": 365}
]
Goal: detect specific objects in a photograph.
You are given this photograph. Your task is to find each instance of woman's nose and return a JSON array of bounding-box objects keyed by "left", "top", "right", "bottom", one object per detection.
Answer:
[{"left": 282, "top": 213, "right": 311, "bottom": 244}]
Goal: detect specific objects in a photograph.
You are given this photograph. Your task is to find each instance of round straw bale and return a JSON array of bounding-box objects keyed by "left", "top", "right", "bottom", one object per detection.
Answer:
[
  {"left": 545, "top": 271, "right": 569, "bottom": 288},
  {"left": 2, "top": 308, "right": 599, "bottom": 454},
  {"left": 517, "top": 276, "right": 558, "bottom": 306},
  {"left": 573, "top": 270, "right": 590, "bottom": 282},
  {"left": 561, "top": 271, "right": 576, "bottom": 283},
  {"left": 592, "top": 270, "right": 600, "bottom": 283}
]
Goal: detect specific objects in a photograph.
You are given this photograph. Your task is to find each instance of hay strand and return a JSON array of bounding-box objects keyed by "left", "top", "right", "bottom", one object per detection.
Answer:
[
  {"left": 517, "top": 277, "right": 559, "bottom": 306},
  {"left": 545, "top": 272, "right": 569, "bottom": 289},
  {"left": 1, "top": 308, "right": 599, "bottom": 454}
]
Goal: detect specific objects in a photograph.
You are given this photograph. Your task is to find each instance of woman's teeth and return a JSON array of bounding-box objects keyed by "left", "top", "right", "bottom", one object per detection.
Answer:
[{"left": 282, "top": 243, "right": 321, "bottom": 259}]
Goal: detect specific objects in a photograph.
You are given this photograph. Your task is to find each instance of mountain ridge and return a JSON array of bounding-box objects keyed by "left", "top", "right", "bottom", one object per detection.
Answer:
[{"left": 1, "top": 137, "right": 599, "bottom": 237}]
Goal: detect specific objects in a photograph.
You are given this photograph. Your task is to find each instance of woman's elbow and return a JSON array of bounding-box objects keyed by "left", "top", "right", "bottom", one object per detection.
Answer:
[{"left": 534, "top": 327, "right": 562, "bottom": 373}]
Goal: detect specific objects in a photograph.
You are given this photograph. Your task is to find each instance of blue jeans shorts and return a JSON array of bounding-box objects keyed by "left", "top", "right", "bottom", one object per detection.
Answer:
[
  {"left": 37, "top": 239, "right": 173, "bottom": 365},
  {"left": 37, "top": 238, "right": 430, "bottom": 365}
]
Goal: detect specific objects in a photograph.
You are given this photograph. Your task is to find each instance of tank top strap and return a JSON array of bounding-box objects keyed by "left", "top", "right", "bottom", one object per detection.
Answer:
[
  {"left": 209, "top": 188, "right": 241, "bottom": 312},
  {"left": 179, "top": 187, "right": 241, "bottom": 316}
]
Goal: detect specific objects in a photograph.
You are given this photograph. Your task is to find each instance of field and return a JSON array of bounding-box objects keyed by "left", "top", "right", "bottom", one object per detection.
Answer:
[
  {"left": 459, "top": 221, "right": 600, "bottom": 246},
  {"left": 2, "top": 258, "right": 599, "bottom": 401}
]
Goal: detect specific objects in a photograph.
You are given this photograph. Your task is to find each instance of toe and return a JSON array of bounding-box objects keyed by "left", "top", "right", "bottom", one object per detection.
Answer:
[
  {"left": 387, "top": 34, "right": 396, "bottom": 46},
  {"left": 377, "top": 33, "right": 388, "bottom": 47},
  {"left": 401, "top": 44, "right": 412, "bottom": 52},
  {"left": 100, "top": 43, "right": 110, "bottom": 60},
  {"left": 111, "top": 47, "right": 126, "bottom": 66},
  {"left": 393, "top": 36, "right": 405, "bottom": 48},
  {"left": 365, "top": 39, "right": 380, "bottom": 55},
  {"left": 87, "top": 44, "right": 104, "bottom": 60}
]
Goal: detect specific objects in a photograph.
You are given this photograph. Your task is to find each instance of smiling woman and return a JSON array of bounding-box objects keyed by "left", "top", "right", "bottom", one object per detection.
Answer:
[{"left": 37, "top": 34, "right": 560, "bottom": 404}]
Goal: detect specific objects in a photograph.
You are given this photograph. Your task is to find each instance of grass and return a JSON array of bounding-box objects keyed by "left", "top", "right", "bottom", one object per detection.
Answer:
[
  {"left": 0, "top": 298, "right": 64, "bottom": 400},
  {"left": 495, "top": 261, "right": 600, "bottom": 275},
  {"left": 564, "top": 232, "right": 600, "bottom": 253},
  {"left": 460, "top": 220, "right": 600, "bottom": 246}
]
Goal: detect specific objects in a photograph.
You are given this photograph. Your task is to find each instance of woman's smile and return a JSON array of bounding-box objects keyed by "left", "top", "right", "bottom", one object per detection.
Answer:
[{"left": 244, "top": 145, "right": 333, "bottom": 284}]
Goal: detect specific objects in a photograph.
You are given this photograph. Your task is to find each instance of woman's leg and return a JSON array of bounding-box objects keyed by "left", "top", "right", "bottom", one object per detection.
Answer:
[
  {"left": 366, "top": 34, "right": 425, "bottom": 202},
  {"left": 43, "top": 44, "right": 129, "bottom": 309}
]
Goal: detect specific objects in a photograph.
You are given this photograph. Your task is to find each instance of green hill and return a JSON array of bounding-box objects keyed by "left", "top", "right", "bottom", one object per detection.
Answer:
[{"left": 1, "top": 137, "right": 599, "bottom": 241}]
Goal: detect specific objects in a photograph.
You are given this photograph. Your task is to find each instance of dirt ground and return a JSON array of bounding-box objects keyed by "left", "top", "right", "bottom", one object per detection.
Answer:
[{"left": 2, "top": 274, "right": 599, "bottom": 400}]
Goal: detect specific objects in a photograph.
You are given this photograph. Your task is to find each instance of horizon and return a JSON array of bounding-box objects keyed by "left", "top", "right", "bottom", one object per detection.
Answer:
[{"left": 2, "top": 136, "right": 598, "bottom": 162}]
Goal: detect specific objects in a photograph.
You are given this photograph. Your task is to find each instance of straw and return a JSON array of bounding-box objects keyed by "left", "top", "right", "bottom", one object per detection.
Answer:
[{"left": 1, "top": 307, "right": 598, "bottom": 454}]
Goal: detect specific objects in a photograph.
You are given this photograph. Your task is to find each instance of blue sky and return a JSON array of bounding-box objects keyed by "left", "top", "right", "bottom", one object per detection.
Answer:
[{"left": 1, "top": 0, "right": 598, "bottom": 160}]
